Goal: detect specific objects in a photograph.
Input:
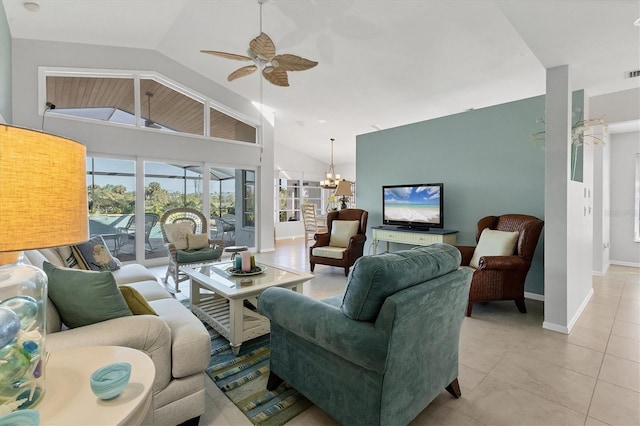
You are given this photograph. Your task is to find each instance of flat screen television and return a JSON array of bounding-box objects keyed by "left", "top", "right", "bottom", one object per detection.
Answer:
[{"left": 382, "top": 183, "right": 443, "bottom": 230}]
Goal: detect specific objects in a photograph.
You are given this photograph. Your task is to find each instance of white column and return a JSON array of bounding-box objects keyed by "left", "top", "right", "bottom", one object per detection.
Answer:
[{"left": 543, "top": 65, "right": 571, "bottom": 332}]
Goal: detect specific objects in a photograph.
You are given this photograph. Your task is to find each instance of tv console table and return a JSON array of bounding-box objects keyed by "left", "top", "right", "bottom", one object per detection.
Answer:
[{"left": 372, "top": 226, "right": 458, "bottom": 254}]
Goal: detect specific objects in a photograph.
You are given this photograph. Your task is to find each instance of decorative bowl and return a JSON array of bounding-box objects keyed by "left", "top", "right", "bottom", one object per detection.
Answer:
[
  {"left": 90, "top": 362, "right": 131, "bottom": 400},
  {"left": 0, "top": 409, "right": 40, "bottom": 426}
]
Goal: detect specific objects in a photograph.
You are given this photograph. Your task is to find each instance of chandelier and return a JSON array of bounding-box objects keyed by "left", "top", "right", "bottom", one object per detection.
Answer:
[{"left": 320, "top": 138, "right": 340, "bottom": 189}]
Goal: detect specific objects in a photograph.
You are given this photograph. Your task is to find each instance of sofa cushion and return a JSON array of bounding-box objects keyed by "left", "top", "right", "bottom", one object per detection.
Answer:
[
  {"left": 163, "top": 222, "right": 193, "bottom": 250},
  {"left": 176, "top": 247, "right": 221, "bottom": 263},
  {"left": 111, "top": 264, "right": 159, "bottom": 285},
  {"left": 120, "top": 285, "right": 158, "bottom": 315},
  {"left": 122, "top": 280, "right": 173, "bottom": 302},
  {"left": 72, "top": 235, "right": 120, "bottom": 271},
  {"left": 43, "top": 262, "right": 132, "bottom": 328},
  {"left": 187, "top": 233, "right": 209, "bottom": 250},
  {"left": 469, "top": 229, "right": 519, "bottom": 268},
  {"left": 341, "top": 243, "right": 461, "bottom": 322},
  {"left": 329, "top": 220, "right": 359, "bottom": 248}
]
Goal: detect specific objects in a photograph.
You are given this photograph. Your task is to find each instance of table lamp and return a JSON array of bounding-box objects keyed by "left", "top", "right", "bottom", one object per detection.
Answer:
[
  {"left": 334, "top": 180, "right": 353, "bottom": 210},
  {"left": 0, "top": 124, "right": 88, "bottom": 414}
]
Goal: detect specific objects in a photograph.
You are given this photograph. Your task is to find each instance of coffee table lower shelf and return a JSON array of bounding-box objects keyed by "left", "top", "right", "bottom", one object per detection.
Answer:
[{"left": 190, "top": 293, "right": 269, "bottom": 354}]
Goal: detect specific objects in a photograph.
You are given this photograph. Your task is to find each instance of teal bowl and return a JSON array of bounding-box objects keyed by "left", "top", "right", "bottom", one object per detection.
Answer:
[
  {"left": 90, "top": 362, "right": 131, "bottom": 400},
  {"left": 0, "top": 409, "right": 40, "bottom": 426}
]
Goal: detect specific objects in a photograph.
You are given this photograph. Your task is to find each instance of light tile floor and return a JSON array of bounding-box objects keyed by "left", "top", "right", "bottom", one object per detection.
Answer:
[{"left": 151, "top": 239, "right": 640, "bottom": 426}]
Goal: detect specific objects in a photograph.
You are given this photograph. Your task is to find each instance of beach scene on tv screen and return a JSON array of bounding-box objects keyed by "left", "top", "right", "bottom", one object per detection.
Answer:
[{"left": 384, "top": 186, "right": 441, "bottom": 224}]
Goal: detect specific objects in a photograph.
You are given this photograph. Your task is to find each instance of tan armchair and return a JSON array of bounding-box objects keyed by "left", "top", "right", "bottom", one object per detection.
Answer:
[
  {"left": 455, "top": 214, "right": 544, "bottom": 316},
  {"left": 159, "top": 207, "right": 224, "bottom": 293},
  {"left": 310, "top": 208, "right": 368, "bottom": 276}
]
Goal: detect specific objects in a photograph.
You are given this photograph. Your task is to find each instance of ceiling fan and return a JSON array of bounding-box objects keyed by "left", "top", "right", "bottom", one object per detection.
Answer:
[
  {"left": 144, "top": 91, "right": 161, "bottom": 129},
  {"left": 200, "top": 0, "right": 318, "bottom": 87}
]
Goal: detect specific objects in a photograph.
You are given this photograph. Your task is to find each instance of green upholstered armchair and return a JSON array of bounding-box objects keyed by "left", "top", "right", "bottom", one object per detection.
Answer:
[{"left": 258, "top": 243, "right": 472, "bottom": 426}]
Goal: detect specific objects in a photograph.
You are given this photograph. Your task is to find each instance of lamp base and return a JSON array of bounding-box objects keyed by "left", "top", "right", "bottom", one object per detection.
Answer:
[
  {"left": 339, "top": 196, "right": 349, "bottom": 210},
  {"left": 0, "top": 254, "right": 47, "bottom": 414}
]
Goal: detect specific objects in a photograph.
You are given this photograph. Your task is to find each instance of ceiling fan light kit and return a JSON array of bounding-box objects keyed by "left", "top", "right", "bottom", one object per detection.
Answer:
[{"left": 201, "top": 1, "right": 317, "bottom": 87}]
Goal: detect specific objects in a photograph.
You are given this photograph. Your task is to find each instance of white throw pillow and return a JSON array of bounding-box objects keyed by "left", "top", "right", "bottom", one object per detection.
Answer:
[
  {"left": 163, "top": 222, "right": 193, "bottom": 250},
  {"left": 469, "top": 229, "right": 519, "bottom": 268},
  {"left": 329, "top": 220, "right": 360, "bottom": 248}
]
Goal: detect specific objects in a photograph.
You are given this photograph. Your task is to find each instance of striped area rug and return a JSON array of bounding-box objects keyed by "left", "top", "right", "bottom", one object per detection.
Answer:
[{"left": 204, "top": 325, "right": 313, "bottom": 425}]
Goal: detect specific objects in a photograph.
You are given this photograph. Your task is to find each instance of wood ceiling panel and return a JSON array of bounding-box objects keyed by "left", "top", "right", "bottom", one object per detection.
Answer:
[{"left": 46, "top": 76, "right": 255, "bottom": 142}]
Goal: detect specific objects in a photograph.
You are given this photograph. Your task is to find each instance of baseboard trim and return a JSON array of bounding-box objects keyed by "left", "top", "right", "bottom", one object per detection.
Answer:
[
  {"left": 610, "top": 260, "right": 640, "bottom": 268},
  {"left": 524, "top": 292, "right": 544, "bottom": 301},
  {"left": 542, "top": 288, "right": 594, "bottom": 335},
  {"left": 542, "top": 321, "right": 569, "bottom": 334},
  {"left": 567, "top": 288, "right": 594, "bottom": 332}
]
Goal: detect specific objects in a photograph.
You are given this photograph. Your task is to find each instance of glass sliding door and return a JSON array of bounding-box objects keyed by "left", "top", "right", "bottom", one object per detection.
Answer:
[
  {"left": 86, "top": 157, "right": 136, "bottom": 262},
  {"left": 144, "top": 162, "right": 203, "bottom": 261},
  {"left": 209, "top": 167, "right": 255, "bottom": 248}
]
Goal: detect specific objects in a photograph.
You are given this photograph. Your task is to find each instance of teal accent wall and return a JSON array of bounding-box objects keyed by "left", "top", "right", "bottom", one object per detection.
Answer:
[
  {"left": 356, "top": 95, "right": 546, "bottom": 295},
  {"left": 0, "top": 3, "right": 11, "bottom": 123}
]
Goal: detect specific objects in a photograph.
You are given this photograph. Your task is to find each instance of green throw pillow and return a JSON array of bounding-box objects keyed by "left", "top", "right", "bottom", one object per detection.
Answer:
[
  {"left": 119, "top": 286, "right": 158, "bottom": 316},
  {"left": 43, "top": 261, "right": 132, "bottom": 328}
]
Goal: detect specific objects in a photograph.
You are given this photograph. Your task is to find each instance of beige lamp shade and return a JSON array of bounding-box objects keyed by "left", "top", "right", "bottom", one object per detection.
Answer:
[
  {"left": 334, "top": 180, "right": 353, "bottom": 197},
  {"left": 0, "top": 124, "right": 88, "bottom": 254}
]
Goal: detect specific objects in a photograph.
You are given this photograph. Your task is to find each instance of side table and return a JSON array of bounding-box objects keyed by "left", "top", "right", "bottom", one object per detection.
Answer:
[{"left": 37, "top": 346, "right": 155, "bottom": 425}]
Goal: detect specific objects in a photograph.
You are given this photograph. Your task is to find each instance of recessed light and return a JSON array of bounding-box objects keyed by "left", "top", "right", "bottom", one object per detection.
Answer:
[
  {"left": 23, "top": 2, "right": 40, "bottom": 12},
  {"left": 371, "top": 124, "right": 383, "bottom": 130},
  {"left": 634, "top": 17, "right": 640, "bottom": 27},
  {"left": 318, "top": 120, "right": 327, "bottom": 124}
]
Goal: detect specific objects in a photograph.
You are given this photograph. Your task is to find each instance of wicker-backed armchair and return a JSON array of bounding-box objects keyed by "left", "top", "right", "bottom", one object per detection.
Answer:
[
  {"left": 310, "top": 208, "right": 368, "bottom": 276},
  {"left": 160, "top": 207, "right": 224, "bottom": 293},
  {"left": 455, "top": 214, "right": 544, "bottom": 316}
]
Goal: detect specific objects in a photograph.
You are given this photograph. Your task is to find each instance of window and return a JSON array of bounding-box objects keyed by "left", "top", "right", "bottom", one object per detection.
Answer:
[
  {"left": 43, "top": 69, "right": 257, "bottom": 143},
  {"left": 141, "top": 79, "right": 203, "bottom": 136},
  {"left": 243, "top": 171, "right": 256, "bottom": 227},
  {"left": 303, "top": 180, "right": 322, "bottom": 216},
  {"left": 47, "top": 76, "right": 135, "bottom": 125},
  {"left": 278, "top": 178, "right": 301, "bottom": 222}
]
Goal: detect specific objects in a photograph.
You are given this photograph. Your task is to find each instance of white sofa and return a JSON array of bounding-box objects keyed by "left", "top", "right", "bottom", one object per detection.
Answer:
[{"left": 23, "top": 248, "right": 210, "bottom": 426}]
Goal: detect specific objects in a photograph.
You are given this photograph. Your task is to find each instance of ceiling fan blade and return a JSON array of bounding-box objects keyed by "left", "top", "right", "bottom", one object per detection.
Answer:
[
  {"left": 200, "top": 50, "right": 252, "bottom": 61},
  {"left": 272, "top": 54, "right": 318, "bottom": 72},
  {"left": 250, "top": 32, "right": 276, "bottom": 61},
  {"left": 262, "top": 66, "right": 289, "bottom": 87},
  {"left": 228, "top": 65, "right": 258, "bottom": 82}
]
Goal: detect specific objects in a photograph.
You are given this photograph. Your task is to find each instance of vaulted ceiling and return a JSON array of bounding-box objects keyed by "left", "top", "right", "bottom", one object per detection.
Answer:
[{"left": 3, "top": 0, "right": 639, "bottom": 164}]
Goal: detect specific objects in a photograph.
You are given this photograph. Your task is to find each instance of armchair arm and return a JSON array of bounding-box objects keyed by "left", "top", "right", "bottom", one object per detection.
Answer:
[
  {"left": 347, "top": 234, "right": 366, "bottom": 248},
  {"left": 258, "top": 287, "right": 389, "bottom": 373},
  {"left": 477, "top": 255, "right": 529, "bottom": 271},
  {"left": 455, "top": 245, "right": 476, "bottom": 266},
  {"left": 47, "top": 315, "right": 172, "bottom": 392},
  {"left": 313, "top": 232, "right": 330, "bottom": 246},
  {"left": 165, "top": 242, "right": 178, "bottom": 260}
]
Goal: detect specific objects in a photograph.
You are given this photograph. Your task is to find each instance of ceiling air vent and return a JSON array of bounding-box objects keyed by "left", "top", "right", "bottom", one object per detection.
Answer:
[{"left": 625, "top": 69, "right": 640, "bottom": 79}]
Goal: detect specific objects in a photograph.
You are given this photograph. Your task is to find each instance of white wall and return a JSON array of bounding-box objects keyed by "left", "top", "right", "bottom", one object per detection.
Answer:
[
  {"left": 11, "top": 38, "right": 276, "bottom": 254},
  {"left": 610, "top": 130, "right": 640, "bottom": 266},
  {"left": 592, "top": 128, "right": 611, "bottom": 275},
  {"left": 0, "top": 4, "right": 11, "bottom": 123}
]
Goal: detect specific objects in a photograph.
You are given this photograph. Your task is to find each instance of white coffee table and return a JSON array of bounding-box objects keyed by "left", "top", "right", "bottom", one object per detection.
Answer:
[
  {"left": 183, "top": 261, "right": 313, "bottom": 355},
  {"left": 37, "top": 346, "right": 155, "bottom": 425}
]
